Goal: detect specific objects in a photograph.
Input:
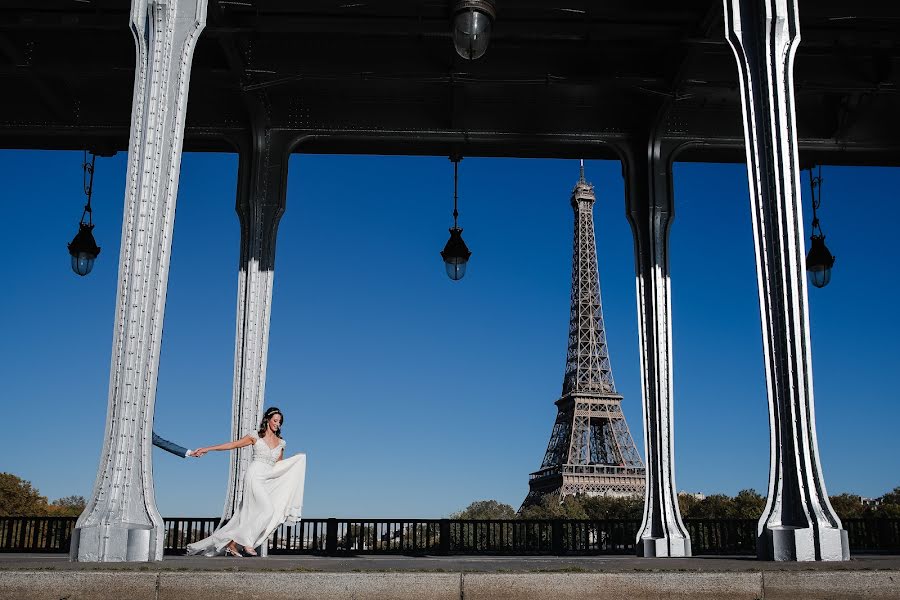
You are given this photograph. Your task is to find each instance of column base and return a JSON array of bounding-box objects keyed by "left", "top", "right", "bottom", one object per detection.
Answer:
[
  {"left": 69, "top": 524, "right": 163, "bottom": 562},
  {"left": 637, "top": 535, "right": 692, "bottom": 558},
  {"left": 757, "top": 525, "right": 849, "bottom": 561}
]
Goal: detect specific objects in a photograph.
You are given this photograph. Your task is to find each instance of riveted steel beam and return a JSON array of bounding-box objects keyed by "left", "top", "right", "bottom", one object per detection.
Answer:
[
  {"left": 618, "top": 123, "right": 692, "bottom": 559},
  {"left": 723, "top": 0, "right": 849, "bottom": 562},
  {"left": 221, "top": 94, "right": 290, "bottom": 549},
  {"left": 70, "top": 0, "right": 207, "bottom": 562}
]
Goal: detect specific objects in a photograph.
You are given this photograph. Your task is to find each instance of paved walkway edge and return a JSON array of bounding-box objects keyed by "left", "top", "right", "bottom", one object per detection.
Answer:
[{"left": 2, "top": 569, "right": 899, "bottom": 600}]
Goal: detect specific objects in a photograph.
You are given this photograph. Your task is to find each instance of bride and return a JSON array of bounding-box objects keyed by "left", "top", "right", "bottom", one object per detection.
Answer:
[{"left": 186, "top": 407, "right": 306, "bottom": 557}]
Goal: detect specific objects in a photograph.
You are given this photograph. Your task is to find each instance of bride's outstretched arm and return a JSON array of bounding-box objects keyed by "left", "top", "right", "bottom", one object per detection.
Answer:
[{"left": 193, "top": 435, "right": 255, "bottom": 457}]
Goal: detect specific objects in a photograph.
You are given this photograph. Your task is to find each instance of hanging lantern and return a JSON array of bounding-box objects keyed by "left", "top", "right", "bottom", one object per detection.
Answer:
[
  {"left": 68, "top": 151, "right": 101, "bottom": 276},
  {"left": 68, "top": 223, "right": 101, "bottom": 277},
  {"left": 440, "top": 156, "right": 472, "bottom": 281},
  {"left": 804, "top": 165, "right": 835, "bottom": 289},
  {"left": 806, "top": 234, "right": 835, "bottom": 289},
  {"left": 441, "top": 226, "right": 472, "bottom": 281}
]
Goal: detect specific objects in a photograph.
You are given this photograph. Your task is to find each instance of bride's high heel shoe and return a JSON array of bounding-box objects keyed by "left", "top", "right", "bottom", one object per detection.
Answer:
[
  {"left": 243, "top": 546, "right": 258, "bottom": 556},
  {"left": 225, "top": 545, "right": 243, "bottom": 558}
]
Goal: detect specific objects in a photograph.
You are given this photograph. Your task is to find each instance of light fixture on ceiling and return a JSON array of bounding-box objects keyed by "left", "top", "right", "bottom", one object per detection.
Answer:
[{"left": 452, "top": 0, "right": 496, "bottom": 61}]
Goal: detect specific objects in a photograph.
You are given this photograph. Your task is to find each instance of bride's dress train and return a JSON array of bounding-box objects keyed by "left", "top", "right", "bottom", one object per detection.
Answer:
[{"left": 186, "top": 433, "right": 306, "bottom": 556}]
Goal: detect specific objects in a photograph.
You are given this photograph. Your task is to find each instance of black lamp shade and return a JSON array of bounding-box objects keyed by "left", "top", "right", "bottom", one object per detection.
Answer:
[
  {"left": 452, "top": 1, "right": 495, "bottom": 60},
  {"left": 441, "top": 227, "right": 472, "bottom": 281},
  {"left": 68, "top": 223, "right": 101, "bottom": 277},
  {"left": 805, "top": 234, "right": 835, "bottom": 288}
]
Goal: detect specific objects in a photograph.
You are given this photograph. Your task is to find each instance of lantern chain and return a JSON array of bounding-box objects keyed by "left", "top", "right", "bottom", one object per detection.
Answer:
[
  {"left": 808, "top": 165, "right": 824, "bottom": 238},
  {"left": 81, "top": 150, "right": 96, "bottom": 227},
  {"left": 451, "top": 154, "right": 461, "bottom": 229}
]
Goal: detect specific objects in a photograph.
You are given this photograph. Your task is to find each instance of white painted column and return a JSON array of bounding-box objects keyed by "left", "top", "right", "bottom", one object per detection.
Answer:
[
  {"left": 71, "top": 0, "right": 207, "bottom": 562},
  {"left": 723, "top": 0, "right": 848, "bottom": 561},
  {"left": 221, "top": 102, "right": 291, "bottom": 530},
  {"left": 623, "top": 134, "right": 691, "bottom": 558}
]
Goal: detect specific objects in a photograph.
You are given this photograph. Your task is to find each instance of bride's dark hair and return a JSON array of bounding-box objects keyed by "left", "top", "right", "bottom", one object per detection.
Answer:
[{"left": 258, "top": 407, "right": 284, "bottom": 439}]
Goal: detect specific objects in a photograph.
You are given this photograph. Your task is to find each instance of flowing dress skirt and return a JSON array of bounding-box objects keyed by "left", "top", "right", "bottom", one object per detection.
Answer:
[{"left": 186, "top": 453, "right": 306, "bottom": 556}]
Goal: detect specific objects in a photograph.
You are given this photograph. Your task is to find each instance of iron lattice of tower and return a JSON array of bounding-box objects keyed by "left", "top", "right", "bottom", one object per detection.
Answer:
[{"left": 523, "top": 163, "right": 646, "bottom": 508}]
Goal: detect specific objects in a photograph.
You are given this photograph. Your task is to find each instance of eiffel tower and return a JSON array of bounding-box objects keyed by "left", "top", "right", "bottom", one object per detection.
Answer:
[{"left": 523, "top": 162, "right": 646, "bottom": 508}]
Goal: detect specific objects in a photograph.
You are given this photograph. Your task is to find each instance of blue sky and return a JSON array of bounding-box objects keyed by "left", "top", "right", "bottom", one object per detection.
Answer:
[{"left": 1, "top": 150, "right": 897, "bottom": 517}]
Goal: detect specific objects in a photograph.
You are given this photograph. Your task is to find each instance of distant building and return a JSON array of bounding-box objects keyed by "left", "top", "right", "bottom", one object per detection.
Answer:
[{"left": 680, "top": 492, "right": 706, "bottom": 501}]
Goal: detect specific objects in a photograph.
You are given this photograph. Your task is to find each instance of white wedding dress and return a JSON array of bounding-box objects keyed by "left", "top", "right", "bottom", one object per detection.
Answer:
[{"left": 186, "top": 433, "right": 306, "bottom": 556}]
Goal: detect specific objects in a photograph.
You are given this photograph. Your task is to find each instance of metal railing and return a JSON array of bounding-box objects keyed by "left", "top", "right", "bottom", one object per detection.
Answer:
[
  {"left": 685, "top": 519, "right": 758, "bottom": 555},
  {"left": 0, "top": 516, "right": 75, "bottom": 553},
  {"left": 2, "top": 516, "right": 899, "bottom": 556},
  {"left": 162, "top": 518, "right": 220, "bottom": 555},
  {"left": 842, "top": 518, "right": 900, "bottom": 554},
  {"left": 530, "top": 465, "right": 645, "bottom": 480}
]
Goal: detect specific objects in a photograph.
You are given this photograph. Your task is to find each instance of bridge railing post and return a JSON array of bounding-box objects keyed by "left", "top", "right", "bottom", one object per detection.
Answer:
[
  {"left": 325, "top": 518, "right": 338, "bottom": 555},
  {"left": 551, "top": 519, "right": 564, "bottom": 555},
  {"left": 439, "top": 519, "right": 450, "bottom": 555},
  {"left": 877, "top": 519, "right": 894, "bottom": 552}
]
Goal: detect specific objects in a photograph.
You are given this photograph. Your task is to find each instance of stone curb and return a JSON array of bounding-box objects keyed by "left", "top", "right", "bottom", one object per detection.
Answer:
[
  {"left": 762, "top": 570, "right": 900, "bottom": 600},
  {"left": 0, "top": 571, "right": 158, "bottom": 600},
  {"left": 158, "top": 572, "right": 460, "bottom": 600},
  {"left": 464, "top": 572, "right": 763, "bottom": 600},
  {"left": 2, "top": 569, "right": 899, "bottom": 600}
]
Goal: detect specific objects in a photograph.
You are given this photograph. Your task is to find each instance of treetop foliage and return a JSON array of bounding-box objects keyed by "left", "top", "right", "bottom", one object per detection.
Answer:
[
  {"left": 453, "top": 487, "right": 900, "bottom": 521},
  {"left": 0, "top": 473, "right": 85, "bottom": 517},
  {"left": 451, "top": 499, "right": 517, "bottom": 520},
  {"left": 827, "top": 490, "right": 900, "bottom": 519}
]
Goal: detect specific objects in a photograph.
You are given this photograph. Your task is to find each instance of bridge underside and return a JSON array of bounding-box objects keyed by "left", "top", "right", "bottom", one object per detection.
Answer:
[{"left": 1, "top": 1, "right": 898, "bottom": 164}]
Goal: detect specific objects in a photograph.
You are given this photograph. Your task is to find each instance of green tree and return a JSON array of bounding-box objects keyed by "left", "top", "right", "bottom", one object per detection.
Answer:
[
  {"left": 678, "top": 493, "right": 701, "bottom": 518},
  {"left": 518, "top": 495, "right": 588, "bottom": 520},
  {"left": 580, "top": 494, "right": 643, "bottom": 520},
  {"left": 877, "top": 504, "right": 900, "bottom": 518},
  {"left": 880, "top": 487, "right": 900, "bottom": 507},
  {"left": 731, "top": 489, "right": 766, "bottom": 519},
  {"left": 451, "top": 500, "right": 517, "bottom": 520},
  {"left": 0, "top": 473, "right": 49, "bottom": 516},
  {"left": 828, "top": 494, "right": 865, "bottom": 519},
  {"left": 875, "top": 487, "right": 900, "bottom": 518},
  {"left": 455, "top": 487, "right": 900, "bottom": 525},
  {"left": 687, "top": 494, "right": 733, "bottom": 519},
  {"left": 49, "top": 495, "right": 86, "bottom": 516}
]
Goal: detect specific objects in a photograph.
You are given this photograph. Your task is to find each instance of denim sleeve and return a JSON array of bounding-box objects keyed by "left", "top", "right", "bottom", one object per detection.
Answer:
[{"left": 152, "top": 430, "right": 188, "bottom": 458}]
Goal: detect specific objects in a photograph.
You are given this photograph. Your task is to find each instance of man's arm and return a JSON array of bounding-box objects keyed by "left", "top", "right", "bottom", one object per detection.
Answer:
[{"left": 152, "top": 431, "right": 192, "bottom": 458}]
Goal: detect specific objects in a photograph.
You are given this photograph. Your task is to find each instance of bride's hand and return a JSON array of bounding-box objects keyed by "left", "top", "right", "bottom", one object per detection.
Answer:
[{"left": 193, "top": 448, "right": 208, "bottom": 457}]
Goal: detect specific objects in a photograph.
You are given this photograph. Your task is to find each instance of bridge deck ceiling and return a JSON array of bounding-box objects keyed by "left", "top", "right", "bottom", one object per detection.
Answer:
[{"left": 0, "top": 1, "right": 898, "bottom": 163}]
